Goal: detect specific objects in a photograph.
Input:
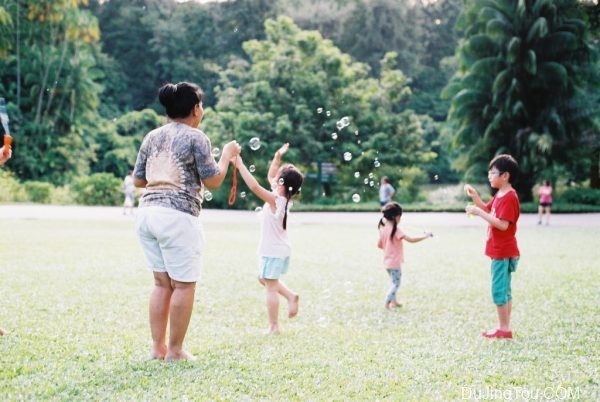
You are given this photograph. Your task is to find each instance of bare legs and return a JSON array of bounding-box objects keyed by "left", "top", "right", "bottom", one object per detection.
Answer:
[
  {"left": 497, "top": 300, "right": 512, "bottom": 331},
  {"left": 538, "top": 206, "right": 550, "bottom": 225},
  {"left": 259, "top": 277, "right": 299, "bottom": 334},
  {"left": 149, "top": 272, "right": 197, "bottom": 361}
]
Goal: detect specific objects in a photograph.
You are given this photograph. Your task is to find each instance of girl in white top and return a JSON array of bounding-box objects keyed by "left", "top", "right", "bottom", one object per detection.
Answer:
[{"left": 232, "top": 143, "right": 303, "bottom": 334}]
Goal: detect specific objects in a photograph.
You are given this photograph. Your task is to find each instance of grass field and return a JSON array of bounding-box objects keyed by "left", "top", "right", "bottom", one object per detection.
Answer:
[{"left": 0, "top": 213, "right": 598, "bottom": 400}]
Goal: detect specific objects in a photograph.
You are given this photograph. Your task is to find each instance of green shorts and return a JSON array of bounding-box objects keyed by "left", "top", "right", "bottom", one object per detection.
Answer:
[{"left": 490, "top": 257, "right": 519, "bottom": 306}]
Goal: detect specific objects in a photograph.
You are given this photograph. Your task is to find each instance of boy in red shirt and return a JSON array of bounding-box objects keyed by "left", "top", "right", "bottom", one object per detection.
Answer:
[{"left": 465, "top": 154, "right": 520, "bottom": 339}]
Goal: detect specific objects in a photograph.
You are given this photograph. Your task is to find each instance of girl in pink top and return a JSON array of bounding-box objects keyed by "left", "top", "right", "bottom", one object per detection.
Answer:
[
  {"left": 537, "top": 180, "right": 553, "bottom": 225},
  {"left": 377, "top": 202, "right": 433, "bottom": 309}
]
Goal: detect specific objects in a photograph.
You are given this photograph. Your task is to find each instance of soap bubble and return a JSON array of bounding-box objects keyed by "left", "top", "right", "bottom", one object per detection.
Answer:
[
  {"left": 211, "top": 147, "right": 220, "bottom": 157},
  {"left": 368, "top": 173, "right": 374, "bottom": 179},
  {"left": 326, "top": 110, "right": 331, "bottom": 117},
  {"left": 354, "top": 130, "right": 359, "bottom": 136},
  {"left": 254, "top": 206, "right": 262, "bottom": 213},
  {"left": 352, "top": 193, "right": 361, "bottom": 203},
  {"left": 369, "top": 180, "right": 375, "bottom": 187},
  {"left": 363, "top": 178, "right": 369, "bottom": 184},
  {"left": 240, "top": 191, "right": 246, "bottom": 198},
  {"left": 331, "top": 132, "right": 338, "bottom": 140},
  {"left": 343, "top": 152, "right": 352, "bottom": 161},
  {"left": 204, "top": 190, "right": 213, "bottom": 202},
  {"left": 374, "top": 160, "right": 381, "bottom": 168},
  {"left": 317, "top": 107, "right": 323, "bottom": 114},
  {"left": 340, "top": 116, "right": 350, "bottom": 126},
  {"left": 249, "top": 137, "right": 261, "bottom": 151},
  {"left": 249, "top": 165, "right": 256, "bottom": 173},
  {"left": 288, "top": 186, "right": 293, "bottom": 192},
  {"left": 434, "top": 174, "right": 439, "bottom": 181},
  {"left": 354, "top": 171, "right": 360, "bottom": 178},
  {"left": 278, "top": 178, "right": 285, "bottom": 185}
]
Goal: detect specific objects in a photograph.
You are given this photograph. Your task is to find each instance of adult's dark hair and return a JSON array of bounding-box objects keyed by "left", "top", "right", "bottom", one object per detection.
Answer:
[
  {"left": 158, "top": 82, "right": 204, "bottom": 119},
  {"left": 378, "top": 202, "right": 403, "bottom": 239},
  {"left": 489, "top": 154, "right": 519, "bottom": 184},
  {"left": 280, "top": 165, "right": 304, "bottom": 230}
]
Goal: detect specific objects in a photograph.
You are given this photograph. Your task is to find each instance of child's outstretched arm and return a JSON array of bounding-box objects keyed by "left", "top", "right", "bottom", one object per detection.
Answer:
[
  {"left": 267, "top": 143, "right": 289, "bottom": 184},
  {"left": 404, "top": 232, "right": 433, "bottom": 243},
  {"left": 233, "top": 156, "right": 277, "bottom": 209}
]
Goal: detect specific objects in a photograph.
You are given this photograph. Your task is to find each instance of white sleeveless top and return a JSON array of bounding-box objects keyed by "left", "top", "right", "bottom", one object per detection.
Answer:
[{"left": 258, "top": 195, "right": 291, "bottom": 258}]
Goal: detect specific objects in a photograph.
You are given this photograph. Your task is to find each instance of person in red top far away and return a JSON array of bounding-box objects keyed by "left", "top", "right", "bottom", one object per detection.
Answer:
[{"left": 464, "top": 154, "right": 520, "bottom": 339}]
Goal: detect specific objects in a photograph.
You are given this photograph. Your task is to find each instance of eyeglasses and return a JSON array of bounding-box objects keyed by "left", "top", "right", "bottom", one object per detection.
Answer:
[{"left": 488, "top": 170, "right": 504, "bottom": 176}]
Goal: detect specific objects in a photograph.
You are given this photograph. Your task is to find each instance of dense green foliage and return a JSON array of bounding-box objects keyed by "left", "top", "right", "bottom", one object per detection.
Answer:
[
  {"left": 444, "top": 0, "right": 599, "bottom": 201},
  {"left": 0, "top": 0, "right": 598, "bottom": 206}
]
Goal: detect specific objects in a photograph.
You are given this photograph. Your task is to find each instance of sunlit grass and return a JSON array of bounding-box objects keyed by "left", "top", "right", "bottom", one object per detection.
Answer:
[{"left": 0, "top": 216, "right": 598, "bottom": 400}]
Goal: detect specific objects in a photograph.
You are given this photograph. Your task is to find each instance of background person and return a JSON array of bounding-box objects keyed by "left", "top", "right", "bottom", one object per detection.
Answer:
[
  {"left": 133, "top": 81, "right": 241, "bottom": 361},
  {"left": 122, "top": 170, "right": 136, "bottom": 215},
  {"left": 0, "top": 143, "right": 10, "bottom": 335},
  {"left": 537, "top": 180, "right": 553, "bottom": 225},
  {"left": 379, "top": 176, "right": 395, "bottom": 206}
]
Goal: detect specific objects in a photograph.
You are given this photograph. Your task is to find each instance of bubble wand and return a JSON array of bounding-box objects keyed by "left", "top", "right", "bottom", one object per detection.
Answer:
[
  {"left": 228, "top": 156, "right": 238, "bottom": 205},
  {"left": 0, "top": 98, "right": 12, "bottom": 157}
]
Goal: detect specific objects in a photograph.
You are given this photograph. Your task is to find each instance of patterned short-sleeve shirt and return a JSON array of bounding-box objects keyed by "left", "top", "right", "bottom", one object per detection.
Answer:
[{"left": 133, "top": 122, "right": 220, "bottom": 216}]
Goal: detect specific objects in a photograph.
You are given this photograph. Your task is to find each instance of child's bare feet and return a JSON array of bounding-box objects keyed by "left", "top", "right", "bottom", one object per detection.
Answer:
[
  {"left": 390, "top": 301, "right": 402, "bottom": 308},
  {"left": 267, "top": 324, "right": 280, "bottom": 335},
  {"left": 149, "top": 344, "right": 167, "bottom": 360},
  {"left": 165, "top": 350, "right": 197, "bottom": 362},
  {"left": 288, "top": 294, "right": 299, "bottom": 318}
]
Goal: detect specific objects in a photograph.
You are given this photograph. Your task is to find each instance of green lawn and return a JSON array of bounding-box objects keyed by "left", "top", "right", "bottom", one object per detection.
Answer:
[{"left": 0, "top": 216, "right": 598, "bottom": 400}]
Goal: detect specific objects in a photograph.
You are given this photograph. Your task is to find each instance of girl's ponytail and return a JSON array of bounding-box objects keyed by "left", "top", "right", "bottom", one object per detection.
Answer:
[
  {"left": 379, "top": 202, "right": 403, "bottom": 239},
  {"left": 279, "top": 165, "right": 304, "bottom": 230}
]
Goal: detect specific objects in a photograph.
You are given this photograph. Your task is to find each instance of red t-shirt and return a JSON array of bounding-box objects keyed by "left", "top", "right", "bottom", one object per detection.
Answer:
[{"left": 485, "top": 190, "right": 520, "bottom": 259}]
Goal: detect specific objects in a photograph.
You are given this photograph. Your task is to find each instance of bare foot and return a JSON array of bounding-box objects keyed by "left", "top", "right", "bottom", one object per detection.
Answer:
[
  {"left": 165, "top": 350, "right": 197, "bottom": 362},
  {"left": 267, "top": 324, "right": 280, "bottom": 335},
  {"left": 288, "top": 294, "right": 299, "bottom": 318},
  {"left": 390, "top": 301, "right": 402, "bottom": 308},
  {"left": 149, "top": 344, "right": 167, "bottom": 360}
]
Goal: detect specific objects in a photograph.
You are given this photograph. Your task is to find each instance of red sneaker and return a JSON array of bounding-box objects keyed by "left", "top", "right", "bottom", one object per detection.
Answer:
[{"left": 481, "top": 329, "right": 513, "bottom": 339}]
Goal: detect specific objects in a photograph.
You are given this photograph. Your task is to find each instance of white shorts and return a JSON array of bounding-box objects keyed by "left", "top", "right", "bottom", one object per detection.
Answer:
[{"left": 135, "top": 206, "right": 205, "bottom": 282}]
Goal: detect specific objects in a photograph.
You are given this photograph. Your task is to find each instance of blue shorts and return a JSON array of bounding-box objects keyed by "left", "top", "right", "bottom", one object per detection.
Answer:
[
  {"left": 259, "top": 256, "right": 290, "bottom": 280},
  {"left": 490, "top": 257, "right": 519, "bottom": 305}
]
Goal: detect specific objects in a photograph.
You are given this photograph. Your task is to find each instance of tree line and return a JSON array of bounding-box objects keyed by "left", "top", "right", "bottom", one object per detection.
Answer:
[{"left": 0, "top": 0, "right": 598, "bottom": 205}]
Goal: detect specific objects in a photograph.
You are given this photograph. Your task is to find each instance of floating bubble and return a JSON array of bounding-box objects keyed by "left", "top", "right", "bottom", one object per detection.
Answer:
[
  {"left": 352, "top": 193, "right": 361, "bottom": 203},
  {"left": 240, "top": 191, "right": 246, "bottom": 198},
  {"left": 354, "top": 171, "right": 360, "bottom": 178},
  {"left": 343, "top": 152, "right": 352, "bottom": 162},
  {"left": 278, "top": 178, "right": 285, "bottom": 185},
  {"left": 331, "top": 132, "right": 338, "bottom": 140},
  {"left": 368, "top": 173, "right": 374, "bottom": 179},
  {"left": 254, "top": 206, "right": 262, "bottom": 213},
  {"left": 326, "top": 110, "right": 331, "bottom": 117},
  {"left": 298, "top": 187, "right": 302, "bottom": 193},
  {"left": 234, "top": 26, "right": 239, "bottom": 33},
  {"left": 249, "top": 165, "right": 256, "bottom": 173},
  {"left": 363, "top": 178, "right": 369, "bottom": 184},
  {"left": 336, "top": 121, "right": 344, "bottom": 130},
  {"left": 354, "top": 130, "right": 359, "bottom": 136},
  {"left": 341, "top": 116, "right": 350, "bottom": 126},
  {"left": 317, "top": 107, "right": 323, "bottom": 114},
  {"left": 434, "top": 174, "right": 439, "bottom": 181},
  {"left": 211, "top": 147, "right": 220, "bottom": 157},
  {"left": 288, "top": 186, "right": 293, "bottom": 192},
  {"left": 369, "top": 180, "right": 375, "bottom": 187},
  {"left": 204, "top": 190, "right": 213, "bottom": 202},
  {"left": 249, "top": 137, "right": 261, "bottom": 151},
  {"left": 357, "top": 140, "right": 361, "bottom": 144},
  {"left": 374, "top": 160, "right": 381, "bottom": 168}
]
